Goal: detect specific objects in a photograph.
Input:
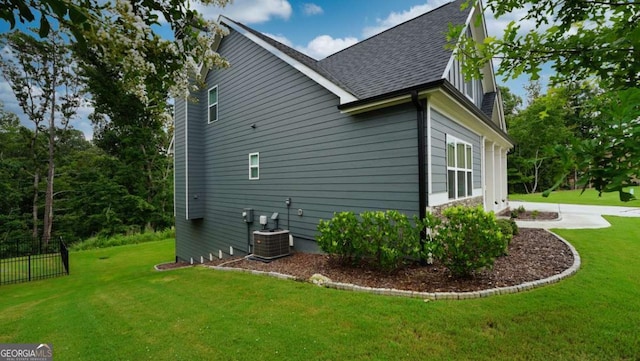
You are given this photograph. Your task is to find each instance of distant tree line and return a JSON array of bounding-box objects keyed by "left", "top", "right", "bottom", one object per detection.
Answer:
[
  {"left": 0, "top": 101, "right": 173, "bottom": 247},
  {"left": 0, "top": 0, "right": 232, "bottom": 248},
  {"left": 503, "top": 80, "right": 640, "bottom": 200}
]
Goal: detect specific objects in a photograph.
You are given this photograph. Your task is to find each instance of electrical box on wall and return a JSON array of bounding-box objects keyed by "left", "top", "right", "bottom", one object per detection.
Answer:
[{"left": 242, "top": 208, "right": 254, "bottom": 223}]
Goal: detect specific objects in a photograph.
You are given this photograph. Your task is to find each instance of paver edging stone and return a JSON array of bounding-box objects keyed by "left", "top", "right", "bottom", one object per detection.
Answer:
[{"left": 176, "top": 230, "right": 580, "bottom": 301}]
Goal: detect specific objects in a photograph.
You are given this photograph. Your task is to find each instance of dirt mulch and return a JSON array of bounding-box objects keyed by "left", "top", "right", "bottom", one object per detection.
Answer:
[{"left": 158, "top": 228, "right": 574, "bottom": 293}]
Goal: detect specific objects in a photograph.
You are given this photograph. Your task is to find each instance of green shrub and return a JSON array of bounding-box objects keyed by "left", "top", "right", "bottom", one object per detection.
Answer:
[
  {"left": 359, "top": 210, "right": 421, "bottom": 271},
  {"left": 434, "top": 206, "right": 508, "bottom": 278},
  {"left": 495, "top": 218, "right": 518, "bottom": 254},
  {"left": 510, "top": 218, "right": 519, "bottom": 236},
  {"left": 511, "top": 205, "right": 526, "bottom": 219},
  {"left": 317, "top": 210, "right": 430, "bottom": 271},
  {"left": 317, "top": 212, "right": 362, "bottom": 265}
]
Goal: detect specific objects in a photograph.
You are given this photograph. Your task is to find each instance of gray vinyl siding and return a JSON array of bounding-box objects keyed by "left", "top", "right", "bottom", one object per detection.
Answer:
[
  {"left": 186, "top": 93, "right": 206, "bottom": 219},
  {"left": 430, "top": 109, "right": 481, "bottom": 193},
  {"left": 174, "top": 97, "right": 185, "bottom": 218},
  {"left": 175, "top": 29, "right": 420, "bottom": 261}
]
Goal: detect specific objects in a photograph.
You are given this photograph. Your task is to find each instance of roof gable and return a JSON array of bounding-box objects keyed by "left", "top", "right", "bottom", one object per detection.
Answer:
[
  {"left": 215, "top": 0, "right": 471, "bottom": 104},
  {"left": 317, "top": 0, "right": 470, "bottom": 99},
  {"left": 217, "top": 16, "right": 358, "bottom": 104}
]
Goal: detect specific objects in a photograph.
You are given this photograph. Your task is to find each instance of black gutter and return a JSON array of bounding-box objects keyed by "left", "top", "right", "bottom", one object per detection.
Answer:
[
  {"left": 411, "top": 91, "right": 428, "bottom": 220},
  {"left": 411, "top": 91, "right": 428, "bottom": 262}
]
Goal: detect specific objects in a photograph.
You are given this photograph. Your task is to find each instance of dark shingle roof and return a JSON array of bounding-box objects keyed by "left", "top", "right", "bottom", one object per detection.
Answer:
[
  {"left": 230, "top": 21, "right": 358, "bottom": 95},
  {"left": 226, "top": 0, "right": 470, "bottom": 101},
  {"left": 481, "top": 91, "right": 496, "bottom": 118},
  {"left": 317, "top": 0, "right": 469, "bottom": 99}
]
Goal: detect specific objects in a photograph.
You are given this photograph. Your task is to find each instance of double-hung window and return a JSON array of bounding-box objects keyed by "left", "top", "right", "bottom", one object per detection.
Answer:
[
  {"left": 208, "top": 85, "right": 218, "bottom": 123},
  {"left": 447, "top": 136, "right": 473, "bottom": 199},
  {"left": 249, "top": 153, "right": 259, "bottom": 180}
]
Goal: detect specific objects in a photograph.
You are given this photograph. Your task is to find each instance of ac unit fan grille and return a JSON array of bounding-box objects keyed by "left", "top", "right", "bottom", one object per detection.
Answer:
[{"left": 253, "top": 230, "right": 290, "bottom": 260}]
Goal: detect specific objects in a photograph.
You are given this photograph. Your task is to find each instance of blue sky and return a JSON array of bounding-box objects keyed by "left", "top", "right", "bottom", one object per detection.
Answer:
[{"left": 0, "top": 0, "right": 547, "bottom": 139}]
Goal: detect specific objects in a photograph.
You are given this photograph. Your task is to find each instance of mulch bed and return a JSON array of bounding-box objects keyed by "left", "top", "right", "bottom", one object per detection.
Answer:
[
  {"left": 498, "top": 209, "right": 560, "bottom": 221},
  {"left": 157, "top": 228, "right": 574, "bottom": 293}
]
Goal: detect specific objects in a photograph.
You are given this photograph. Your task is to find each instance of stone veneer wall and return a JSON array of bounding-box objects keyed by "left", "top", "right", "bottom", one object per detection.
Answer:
[{"left": 429, "top": 196, "right": 484, "bottom": 218}]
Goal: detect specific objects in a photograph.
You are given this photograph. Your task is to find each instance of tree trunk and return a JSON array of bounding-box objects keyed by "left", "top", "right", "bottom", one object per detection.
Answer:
[
  {"left": 42, "top": 53, "right": 57, "bottom": 245},
  {"left": 30, "top": 126, "right": 40, "bottom": 242},
  {"left": 532, "top": 150, "right": 541, "bottom": 194},
  {"left": 32, "top": 170, "right": 39, "bottom": 242}
]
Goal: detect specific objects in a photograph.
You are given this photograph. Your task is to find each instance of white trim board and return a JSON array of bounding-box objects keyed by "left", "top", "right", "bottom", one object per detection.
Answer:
[{"left": 184, "top": 97, "right": 189, "bottom": 220}]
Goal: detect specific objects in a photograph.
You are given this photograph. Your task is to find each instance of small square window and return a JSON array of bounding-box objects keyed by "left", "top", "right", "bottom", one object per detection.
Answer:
[
  {"left": 208, "top": 86, "right": 218, "bottom": 123},
  {"left": 249, "top": 153, "right": 259, "bottom": 180}
]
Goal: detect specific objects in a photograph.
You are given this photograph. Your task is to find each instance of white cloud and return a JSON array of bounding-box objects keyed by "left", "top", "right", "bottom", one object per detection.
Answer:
[
  {"left": 0, "top": 78, "right": 21, "bottom": 117},
  {"left": 194, "top": 0, "right": 292, "bottom": 24},
  {"left": 362, "top": 0, "right": 450, "bottom": 38},
  {"left": 301, "top": 3, "right": 323, "bottom": 16},
  {"left": 73, "top": 104, "right": 95, "bottom": 140},
  {"left": 296, "top": 35, "right": 358, "bottom": 60},
  {"left": 483, "top": 5, "right": 540, "bottom": 39}
]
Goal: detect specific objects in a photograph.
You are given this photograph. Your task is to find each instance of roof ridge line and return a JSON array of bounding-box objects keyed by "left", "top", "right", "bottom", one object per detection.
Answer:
[{"left": 320, "top": 0, "right": 460, "bottom": 62}]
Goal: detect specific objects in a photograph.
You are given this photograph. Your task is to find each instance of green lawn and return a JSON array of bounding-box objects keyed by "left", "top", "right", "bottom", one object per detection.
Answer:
[
  {"left": 1, "top": 219, "right": 639, "bottom": 360},
  {"left": 511, "top": 187, "right": 639, "bottom": 206}
]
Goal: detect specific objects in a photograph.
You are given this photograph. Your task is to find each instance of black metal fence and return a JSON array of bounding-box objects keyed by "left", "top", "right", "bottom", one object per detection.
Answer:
[{"left": 0, "top": 238, "right": 69, "bottom": 286}]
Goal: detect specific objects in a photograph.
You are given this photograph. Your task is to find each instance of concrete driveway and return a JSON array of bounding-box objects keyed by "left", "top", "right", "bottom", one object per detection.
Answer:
[{"left": 509, "top": 201, "right": 640, "bottom": 229}]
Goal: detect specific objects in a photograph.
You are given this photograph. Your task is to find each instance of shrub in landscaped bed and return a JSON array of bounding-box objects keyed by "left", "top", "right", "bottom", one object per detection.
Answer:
[
  {"left": 318, "top": 207, "right": 509, "bottom": 277},
  {"left": 496, "top": 218, "right": 519, "bottom": 246},
  {"left": 433, "top": 206, "right": 509, "bottom": 278},
  {"left": 316, "top": 211, "right": 362, "bottom": 265},
  {"left": 317, "top": 210, "right": 431, "bottom": 271}
]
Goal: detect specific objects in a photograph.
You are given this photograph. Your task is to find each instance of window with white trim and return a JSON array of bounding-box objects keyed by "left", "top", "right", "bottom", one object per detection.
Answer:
[
  {"left": 249, "top": 152, "right": 259, "bottom": 180},
  {"left": 447, "top": 136, "right": 473, "bottom": 199},
  {"left": 208, "top": 85, "right": 218, "bottom": 123}
]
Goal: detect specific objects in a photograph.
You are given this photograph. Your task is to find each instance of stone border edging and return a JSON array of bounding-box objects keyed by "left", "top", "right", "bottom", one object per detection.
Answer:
[
  {"left": 202, "top": 230, "right": 580, "bottom": 301},
  {"left": 154, "top": 263, "right": 195, "bottom": 272}
]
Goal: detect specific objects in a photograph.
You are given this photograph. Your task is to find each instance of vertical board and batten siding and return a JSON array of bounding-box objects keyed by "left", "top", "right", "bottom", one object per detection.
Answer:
[
  {"left": 175, "top": 29, "right": 420, "bottom": 260},
  {"left": 446, "top": 57, "right": 483, "bottom": 109},
  {"left": 430, "top": 109, "right": 482, "bottom": 193}
]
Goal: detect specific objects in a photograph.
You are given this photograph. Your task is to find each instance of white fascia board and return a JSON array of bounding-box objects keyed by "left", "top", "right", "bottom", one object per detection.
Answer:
[
  {"left": 340, "top": 88, "right": 438, "bottom": 115},
  {"left": 441, "top": 2, "right": 477, "bottom": 79},
  {"left": 218, "top": 15, "right": 358, "bottom": 104},
  {"left": 340, "top": 94, "right": 411, "bottom": 115},
  {"left": 430, "top": 88, "right": 512, "bottom": 148}
]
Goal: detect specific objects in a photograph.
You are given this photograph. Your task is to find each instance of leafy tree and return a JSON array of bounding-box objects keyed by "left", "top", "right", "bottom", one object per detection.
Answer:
[
  {"left": 455, "top": 0, "right": 640, "bottom": 88},
  {"left": 1, "top": 32, "right": 51, "bottom": 241},
  {"left": 508, "top": 85, "right": 572, "bottom": 193},
  {"left": 1, "top": 0, "right": 231, "bottom": 118},
  {"left": 452, "top": 0, "right": 640, "bottom": 200},
  {"left": 567, "top": 88, "right": 640, "bottom": 199},
  {"left": 0, "top": 103, "right": 32, "bottom": 246},
  {"left": 0, "top": 31, "right": 82, "bottom": 244},
  {"left": 498, "top": 85, "right": 522, "bottom": 124}
]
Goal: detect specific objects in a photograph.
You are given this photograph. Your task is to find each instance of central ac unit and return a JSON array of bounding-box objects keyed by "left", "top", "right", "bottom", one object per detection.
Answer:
[{"left": 253, "top": 230, "right": 290, "bottom": 260}]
